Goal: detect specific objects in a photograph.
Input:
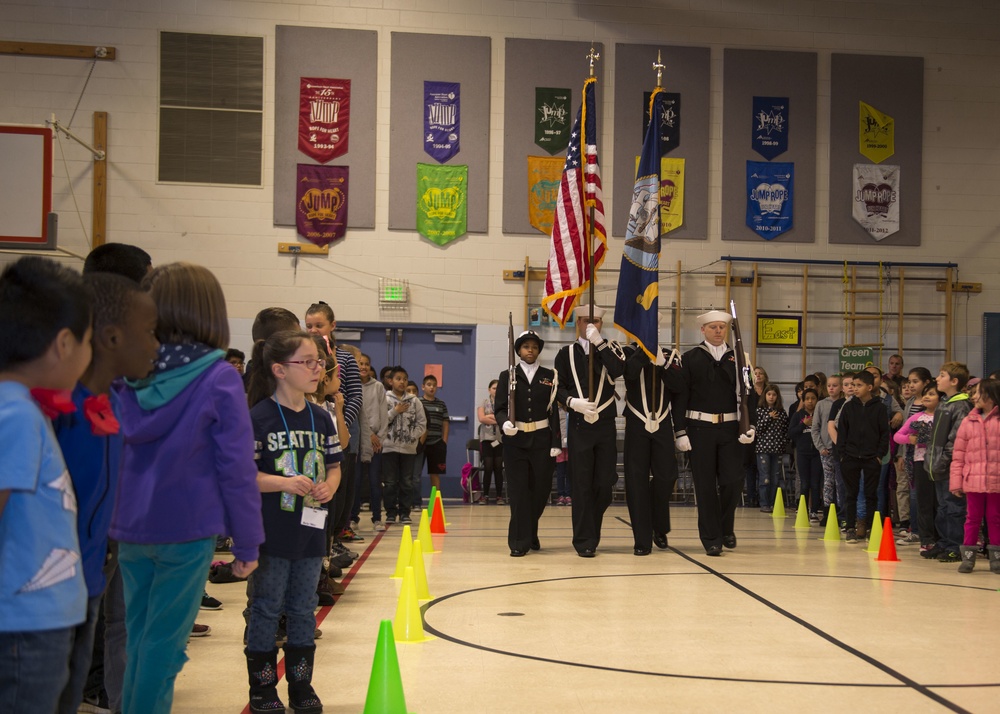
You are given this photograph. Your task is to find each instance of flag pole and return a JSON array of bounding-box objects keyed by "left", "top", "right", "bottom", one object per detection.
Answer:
[
  {"left": 651, "top": 50, "right": 664, "bottom": 407},
  {"left": 586, "top": 46, "right": 600, "bottom": 398}
]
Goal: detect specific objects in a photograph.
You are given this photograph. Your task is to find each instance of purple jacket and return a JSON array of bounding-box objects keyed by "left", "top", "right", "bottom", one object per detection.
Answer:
[{"left": 109, "top": 360, "right": 264, "bottom": 562}]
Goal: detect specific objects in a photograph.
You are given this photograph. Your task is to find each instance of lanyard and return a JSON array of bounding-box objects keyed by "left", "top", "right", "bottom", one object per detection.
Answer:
[{"left": 274, "top": 397, "right": 316, "bottom": 466}]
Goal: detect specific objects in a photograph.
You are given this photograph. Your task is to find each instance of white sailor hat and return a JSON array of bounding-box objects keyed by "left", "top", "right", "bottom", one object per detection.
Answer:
[
  {"left": 576, "top": 304, "right": 606, "bottom": 320},
  {"left": 697, "top": 309, "right": 732, "bottom": 326},
  {"left": 514, "top": 330, "right": 544, "bottom": 351}
]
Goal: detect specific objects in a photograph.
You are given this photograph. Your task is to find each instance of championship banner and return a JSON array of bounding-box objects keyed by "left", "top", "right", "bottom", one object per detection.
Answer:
[
  {"left": 299, "top": 78, "right": 350, "bottom": 163},
  {"left": 659, "top": 157, "right": 685, "bottom": 234},
  {"left": 527, "top": 156, "right": 563, "bottom": 235},
  {"left": 746, "top": 161, "right": 793, "bottom": 239},
  {"left": 424, "top": 81, "right": 460, "bottom": 163},
  {"left": 859, "top": 101, "right": 894, "bottom": 163},
  {"left": 643, "top": 91, "right": 681, "bottom": 155},
  {"left": 853, "top": 163, "right": 900, "bottom": 241},
  {"left": 296, "top": 164, "right": 348, "bottom": 246},
  {"left": 535, "top": 87, "right": 572, "bottom": 155},
  {"left": 616, "top": 89, "right": 667, "bottom": 360},
  {"left": 416, "top": 163, "right": 467, "bottom": 246},
  {"left": 752, "top": 96, "right": 788, "bottom": 160}
]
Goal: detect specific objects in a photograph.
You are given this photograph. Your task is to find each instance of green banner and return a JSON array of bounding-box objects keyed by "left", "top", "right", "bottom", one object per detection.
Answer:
[
  {"left": 416, "top": 163, "right": 467, "bottom": 245},
  {"left": 535, "top": 87, "right": 572, "bottom": 155},
  {"left": 839, "top": 346, "right": 875, "bottom": 373}
]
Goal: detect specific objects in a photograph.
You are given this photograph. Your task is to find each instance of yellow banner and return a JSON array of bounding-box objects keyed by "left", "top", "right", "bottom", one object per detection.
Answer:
[
  {"left": 859, "top": 101, "right": 894, "bottom": 164},
  {"left": 757, "top": 315, "right": 801, "bottom": 346},
  {"left": 633, "top": 156, "right": 685, "bottom": 235},
  {"left": 527, "top": 156, "right": 564, "bottom": 235}
]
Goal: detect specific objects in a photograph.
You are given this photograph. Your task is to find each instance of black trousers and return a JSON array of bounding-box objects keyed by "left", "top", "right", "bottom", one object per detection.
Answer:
[
  {"left": 687, "top": 423, "right": 743, "bottom": 550},
  {"left": 841, "top": 455, "right": 880, "bottom": 531},
  {"left": 623, "top": 417, "right": 678, "bottom": 550},
  {"left": 913, "top": 459, "right": 938, "bottom": 546},
  {"left": 568, "top": 419, "right": 618, "bottom": 553},
  {"left": 503, "top": 435, "right": 555, "bottom": 552}
]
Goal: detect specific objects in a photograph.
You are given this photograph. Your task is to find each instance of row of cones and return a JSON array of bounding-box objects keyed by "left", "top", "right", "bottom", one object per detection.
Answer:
[
  {"left": 363, "top": 488, "right": 451, "bottom": 712},
  {"left": 773, "top": 488, "right": 900, "bottom": 561}
]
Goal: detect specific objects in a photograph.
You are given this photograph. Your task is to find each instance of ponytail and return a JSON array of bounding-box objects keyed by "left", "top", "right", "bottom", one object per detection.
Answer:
[
  {"left": 246, "top": 329, "right": 313, "bottom": 408},
  {"left": 246, "top": 339, "right": 272, "bottom": 408}
]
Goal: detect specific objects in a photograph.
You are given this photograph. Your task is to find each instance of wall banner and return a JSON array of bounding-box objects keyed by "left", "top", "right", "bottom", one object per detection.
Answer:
[
  {"left": 296, "top": 164, "right": 349, "bottom": 246},
  {"left": 746, "top": 161, "right": 793, "bottom": 239},
  {"left": 299, "top": 78, "right": 351, "bottom": 163},
  {"left": 751, "top": 96, "right": 788, "bottom": 160},
  {"left": 424, "top": 81, "right": 460, "bottom": 163},
  {"left": 853, "top": 163, "right": 899, "bottom": 241}
]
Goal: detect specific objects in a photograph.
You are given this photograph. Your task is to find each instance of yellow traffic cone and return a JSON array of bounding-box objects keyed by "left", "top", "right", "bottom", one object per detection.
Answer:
[
  {"left": 772, "top": 487, "right": 786, "bottom": 519},
  {"left": 390, "top": 525, "right": 412, "bottom": 579},
  {"left": 822, "top": 504, "right": 841, "bottom": 541},
  {"left": 418, "top": 508, "right": 438, "bottom": 553},
  {"left": 793, "top": 495, "right": 811, "bottom": 529},
  {"left": 393, "top": 567, "right": 431, "bottom": 643},
  {"left": 409, "top": 539, "right": 433, "bottom": 601},
  {"left": 866, "top": 512, "right": 884, "bottom": 553}
]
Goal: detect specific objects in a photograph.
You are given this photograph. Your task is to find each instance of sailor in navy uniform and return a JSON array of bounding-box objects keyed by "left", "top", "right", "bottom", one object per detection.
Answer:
[
  {"left": 494, "top": 331, "right": 560, "bottom": 557},
  {"left": 554, "top": 306, "right": 626, "bottom": 557},
  {"left": 671, "top": 310, "right": 756, "bottom": 556},
  {"left": 622, "top": 343, "right": 682, "bottom": 555}
]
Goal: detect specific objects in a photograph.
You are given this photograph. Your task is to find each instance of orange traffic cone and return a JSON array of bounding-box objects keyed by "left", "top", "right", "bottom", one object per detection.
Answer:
[
  {"left": 430, "top": 496, "right": 447, "bottom": 534},
  {"left": 876, "top": 516, "right": 900, "bottom": 562}
]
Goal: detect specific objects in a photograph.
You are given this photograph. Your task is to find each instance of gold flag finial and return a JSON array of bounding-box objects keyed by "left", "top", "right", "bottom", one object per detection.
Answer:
[
  {"left": 587, "top": 46, "right": 600, "bottom": 76},
  {"left": 653, "top": 50, "right": 665, "bottom": 89}
]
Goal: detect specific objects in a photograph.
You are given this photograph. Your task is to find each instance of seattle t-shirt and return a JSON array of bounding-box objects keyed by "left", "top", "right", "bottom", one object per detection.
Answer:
[{"left": 251, "top": 399, "right": 342, "bottom": 559}]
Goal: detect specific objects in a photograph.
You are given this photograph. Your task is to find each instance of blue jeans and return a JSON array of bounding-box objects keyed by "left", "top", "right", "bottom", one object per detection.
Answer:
[
  {"left": 756, "top": 453, "right": 782, "bottom": 508},
  {"left": 246, "top": 554, "right": 322, "bottom": 652},
  {"left": 796, "top": 448, "right": 823, "bottom": 512},
  {"left": 934, "top": 477, "right": 967, "bottom": 551},
  {"left": 353, "top": 454, "right": 383, "bottom": 523},
  {"left": 0, "top": 626, "right": 76, "bottom": 712},
  {"left": 555, "top": 460, "right": 570, "bottom": 498},
  {"left": 56, "top": 594, "right": 103, "bottom": 714},
  {"left": 118, "top": 538, "right": 215, "bottom": 714},
  {"left": 382, "top": 452, "right": 416, "bottom": 519}
]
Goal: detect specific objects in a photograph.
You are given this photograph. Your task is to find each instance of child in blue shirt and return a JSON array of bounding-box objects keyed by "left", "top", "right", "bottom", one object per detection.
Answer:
[
  {"left": 51, "top": 272, "right": 160, "bottom": 713},
  {"left": 0, "top": 257, "right": 93, "bottom": 712}
]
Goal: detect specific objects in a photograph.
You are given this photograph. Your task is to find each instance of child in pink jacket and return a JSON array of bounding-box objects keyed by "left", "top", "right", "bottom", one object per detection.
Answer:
[{"left": 949, "top": 377, "right": 1000, "bottom": 574}]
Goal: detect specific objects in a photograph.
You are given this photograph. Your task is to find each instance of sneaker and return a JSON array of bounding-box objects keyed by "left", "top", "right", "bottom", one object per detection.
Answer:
[
  {"left": 400, "top": 515, "right": 412, "bottom": 524},
  {"left": 564, "top": 496, "right": 572, "bottom": 506},
  {"left": 316, "top": 579, "right": 336, "bottom": 607},
  {"left": 78, "top": 692, "right": 111, "bottom": 714},
  {"left": 373, "top": 520, "right": 386, "bottom": 532},
  {"left": 496, "top": 497, "right": 506, "bottom": 506},
  {"left": 328, "top": 579, "right": 346, "bottom": 595},
  {"left": 896, "top": 532, "right": 920, "bottom": 545},
  {"left": 921, "top": 545, "right": 945, "bottom": 559},
  {"left": 937, "top": 549, "right": 961, "bottom": 563},
  {"left": 200, "top": 591, "right": 223, "bottom": 610},
  {"left": 350, "top": 518, "right": 360, "bottom": 530},
  {"left": 190, "top": 623, "right": 211, "bottom": 638},
  {"left": 386, "top": 513, "right": 397, "bottom": 523},
  {"left": 761, "top": 506, "right": 773, "bottom": 514},
  {"left": 845, "top": 529, "right": 859, "bottom": 544},
  {"left": 339, "top": 527, "right": 365, "bottom": 543}
]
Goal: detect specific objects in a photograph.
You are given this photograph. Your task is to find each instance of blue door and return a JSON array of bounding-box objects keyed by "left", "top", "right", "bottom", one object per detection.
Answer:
[{"left": 335, "top": 322, "right": 476, "bottom": 500}]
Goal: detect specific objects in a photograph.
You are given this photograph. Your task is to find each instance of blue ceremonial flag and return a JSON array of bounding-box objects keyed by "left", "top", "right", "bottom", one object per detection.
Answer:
[{"left": 614, "top": 88, "right": 666, "bottom": 360}]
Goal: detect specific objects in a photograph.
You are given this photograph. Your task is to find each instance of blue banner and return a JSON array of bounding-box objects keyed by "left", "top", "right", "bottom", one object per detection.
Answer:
[
  {"left": 424, "top": 81, "right": 460, "bottom": 163},
  {"left": 614, "top": 89, "right": 666, "bottom": 359},
  {"left": 751, "top": 96, "right": 788, "bottom": 160},
  {"left": 746, "top": 161, "right": 793, "bottom": 240},
  {"left": 643, "top": 91, "right": 681, "bottom": 155}
]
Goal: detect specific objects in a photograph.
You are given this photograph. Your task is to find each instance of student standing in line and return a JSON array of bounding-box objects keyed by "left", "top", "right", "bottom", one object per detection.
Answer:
[
  {"left": 382, "top": 367, "right": 426, "bottom": 524},
  {"left": 420, "top": 374, "right": 450, "bottom": 496},
  {"left": 837, "top": 370, "right": 889, "bottom": 544},
  {"left": 755, "top": 384, "right": 788, "bottom": 513}
]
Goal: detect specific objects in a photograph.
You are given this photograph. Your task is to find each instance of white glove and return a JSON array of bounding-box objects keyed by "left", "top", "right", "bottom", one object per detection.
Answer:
[
  {"left": 568, "top": 397, "right": 598, "bottom": 417},
  {"left": 738, "top": 427, "right": 756, "bottom": 445},
  {"left": 502, "top": 420, "right": 518, "bottom": 437},
  {"left": 549, "top": 448, "right": 561, "bottom": 457},
  {"left": 585, "top": 323, "right": 603, "bottom": 345},
  {"left": 674, "top": 435, "right": 691, "bottom": 452},
  {"left": 654, "top": 348, "right": 666, "bottom": 367}
]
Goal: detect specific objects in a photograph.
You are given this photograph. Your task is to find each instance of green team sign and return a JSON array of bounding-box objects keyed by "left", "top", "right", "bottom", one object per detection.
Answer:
[{"left": 840, "top": 346, "right": 875, "bottom": 373}]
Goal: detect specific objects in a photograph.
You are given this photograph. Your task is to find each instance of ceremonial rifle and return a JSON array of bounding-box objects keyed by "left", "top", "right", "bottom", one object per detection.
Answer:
[
  {"left": 729, "top": 300, "right": 753, "bottom": 435},
  {"left": 507, "top": 312, "right": 516, "bottom": 425}
]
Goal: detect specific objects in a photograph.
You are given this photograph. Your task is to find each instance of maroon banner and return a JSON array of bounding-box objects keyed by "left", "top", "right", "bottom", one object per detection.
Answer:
[
  {"left": 298, "top": 78, "right": 350, "bottom": 163},
  {"left": 296, "top": 164, "right": 349, "bottom": 246}
]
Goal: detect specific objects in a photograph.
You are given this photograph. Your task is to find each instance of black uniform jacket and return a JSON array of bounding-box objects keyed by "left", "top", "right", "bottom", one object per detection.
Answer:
[
  {"left": 671, "top": 343, "right": 757, "bottom": 435},
  {"left": 494, "top": 363, "right": 560, "bottom": 450},
  {"left": 555, "top": 340, "right": 625, "bottom": 429},
  {"left": 623, "top": 345, "right": 682, "bottom": 443}
]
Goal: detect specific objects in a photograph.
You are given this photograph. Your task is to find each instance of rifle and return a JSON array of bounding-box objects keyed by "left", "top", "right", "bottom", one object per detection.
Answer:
[
  {"left": 729, "top": 300, "right": 753, "bottom": 435},
  {"left": 507, "top": 312, "right": 516, "bottom": 425}
]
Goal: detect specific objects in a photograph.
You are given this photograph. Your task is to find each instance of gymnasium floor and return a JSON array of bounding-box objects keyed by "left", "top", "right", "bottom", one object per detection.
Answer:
[{"left": 175, "top": 503, "right": 1000, "bottom": 714}]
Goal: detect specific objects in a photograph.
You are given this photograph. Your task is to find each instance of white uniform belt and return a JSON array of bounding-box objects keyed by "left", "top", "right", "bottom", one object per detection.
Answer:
[
  {"left": 685, "top": 409, "right": 738, "bottom": 424},
  {"left": 515, "top": 419, "right": 549, "bottom": 432},
  {"left": 628, "top": 402, "right": 670, "bottom": 424}
]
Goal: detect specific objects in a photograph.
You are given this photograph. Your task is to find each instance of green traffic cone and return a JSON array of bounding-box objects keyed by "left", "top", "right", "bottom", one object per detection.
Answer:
[
  {"left": 793, "top": 495, "right": 811, "bottom": 529},
  {"left": 363, "top": 619, "right": 410, "bottom": 714},
  {"left": 772, "top": 487, "right": 786, "bottom": 519},
  {"left": 822, "top": 504, "right": 841, "bottom": 541},
  {"left": 866, "top": 512, "right": 884, "bottom": 553}
]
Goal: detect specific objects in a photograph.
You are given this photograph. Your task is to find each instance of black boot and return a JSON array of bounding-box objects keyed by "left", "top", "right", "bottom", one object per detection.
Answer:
[
  {"left": 284, "top": 644, "right": 323, "bottom": 713},
  {"left": 246, "top": 648, "right": 285, "bottom": 713}
]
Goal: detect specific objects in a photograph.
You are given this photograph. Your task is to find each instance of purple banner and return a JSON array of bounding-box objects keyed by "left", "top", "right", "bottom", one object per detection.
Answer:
[
  {"left": 296, "top": 164, "right": 348, "bottom": 246},
  {"left": 424, "top": 81, "right": 460, "bottom": 163}
]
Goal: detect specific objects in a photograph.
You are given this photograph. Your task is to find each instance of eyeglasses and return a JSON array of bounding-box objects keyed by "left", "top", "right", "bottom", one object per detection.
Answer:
[{"left": 281, "top": 358, "right": 326, "bottom": 370}]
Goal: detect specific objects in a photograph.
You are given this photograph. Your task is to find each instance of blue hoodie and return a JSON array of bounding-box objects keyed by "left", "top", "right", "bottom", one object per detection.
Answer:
[{"left": 109, "top": 353, "right": 264, "bottom": 562}]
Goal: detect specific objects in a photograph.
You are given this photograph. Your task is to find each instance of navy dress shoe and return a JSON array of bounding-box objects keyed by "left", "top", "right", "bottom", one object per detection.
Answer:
[
  {"left": 634, "top": 547, "right": 651, "bottom": 556},
  {"left": 706, "top": 545, "right": 723, "bottom": 556},
  {"left": 530, "top": 538, "right": 540, "bottom": 551},
  {"left": 510, "top": 549, "right": 527, "bottom": 557},
  {"left": 653, "top": 532, "right": 668, "bottom": 550},
  {"left": 577, "top": 548, "right": 596, "bottom": 558},
  {"left": 723, "top": 534, "right": 737, "bottom": 549}
]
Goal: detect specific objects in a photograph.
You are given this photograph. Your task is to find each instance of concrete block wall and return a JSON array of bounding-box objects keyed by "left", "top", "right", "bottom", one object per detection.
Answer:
[{"left": 1, "top": 0, "right": 997, "bottom": 402}]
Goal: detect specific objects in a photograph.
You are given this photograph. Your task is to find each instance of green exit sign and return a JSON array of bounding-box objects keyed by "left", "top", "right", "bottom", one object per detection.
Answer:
[{"left": 383, "top": 285, "right": 405, "bottom": 301}]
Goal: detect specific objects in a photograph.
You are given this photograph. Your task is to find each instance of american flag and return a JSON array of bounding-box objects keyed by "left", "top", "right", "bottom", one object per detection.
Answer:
[{"left": 542, "top": 77, "right": 606, "bottom": 327}]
